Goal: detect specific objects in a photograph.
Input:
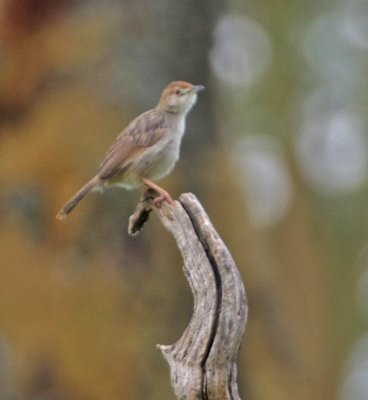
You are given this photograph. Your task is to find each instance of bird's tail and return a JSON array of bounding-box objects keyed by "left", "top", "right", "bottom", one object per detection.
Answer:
[{"left": 56, "top": 176, "right": 101, "bottom": 220}]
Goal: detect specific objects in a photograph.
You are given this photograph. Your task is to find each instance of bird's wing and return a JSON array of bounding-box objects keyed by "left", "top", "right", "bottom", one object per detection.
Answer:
[{"left": 98, "top": 109, "right": 166, "bottom": 179}]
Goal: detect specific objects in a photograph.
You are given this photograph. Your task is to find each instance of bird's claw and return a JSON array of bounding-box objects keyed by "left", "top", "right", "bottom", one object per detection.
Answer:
[{"left": 153, "top": 192, "right": 173, "bottom": 207}]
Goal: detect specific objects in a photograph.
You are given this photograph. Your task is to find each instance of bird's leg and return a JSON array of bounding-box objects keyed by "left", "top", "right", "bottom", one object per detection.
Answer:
[{"left": 143, "top": 178, "right": 173, "bottom": 206}]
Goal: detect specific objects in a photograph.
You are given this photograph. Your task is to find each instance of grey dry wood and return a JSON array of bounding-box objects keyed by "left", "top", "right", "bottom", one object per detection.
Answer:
[{"left": 129, "top": 193, "right": 247, "bottom": 400}]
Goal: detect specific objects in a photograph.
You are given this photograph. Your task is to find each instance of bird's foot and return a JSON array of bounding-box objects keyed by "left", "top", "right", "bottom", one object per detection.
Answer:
[
  {"left": 153, "top": 191, "right": 173, "bottom": 207},
  {"left": 143, "top": 178, "right": 173, "bottom": 207}
]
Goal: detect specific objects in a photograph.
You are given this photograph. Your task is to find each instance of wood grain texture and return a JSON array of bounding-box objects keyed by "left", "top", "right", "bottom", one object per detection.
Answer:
[{"left": 129, "top": 193, "right": 247, "bottom": 399}]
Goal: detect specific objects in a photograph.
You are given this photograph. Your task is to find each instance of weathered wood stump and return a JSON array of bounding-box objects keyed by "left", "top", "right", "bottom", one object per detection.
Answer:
[{"left": 129, "top": 193, "right": 247, "bottom": 400}]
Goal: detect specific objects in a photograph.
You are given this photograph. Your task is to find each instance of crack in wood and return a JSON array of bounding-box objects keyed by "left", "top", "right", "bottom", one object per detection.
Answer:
[{"left": 179, "top": 199, "right": 223, "bottom": 396}]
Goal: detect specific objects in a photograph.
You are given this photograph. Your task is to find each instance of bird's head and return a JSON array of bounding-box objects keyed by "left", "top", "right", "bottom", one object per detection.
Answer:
[{"left": 158, "top": 81, "right": 205, "bottom": 114}]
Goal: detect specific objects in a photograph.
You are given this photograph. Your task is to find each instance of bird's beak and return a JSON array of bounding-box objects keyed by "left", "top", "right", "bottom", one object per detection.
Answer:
[{"left": 191, "top": 85, "right": 205, "bottom": 93}]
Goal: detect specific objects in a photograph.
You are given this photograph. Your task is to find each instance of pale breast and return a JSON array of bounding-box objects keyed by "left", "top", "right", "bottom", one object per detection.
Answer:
[
  {"left": 106, "top": 114, "right": 186, "bottom": 189},
  {"left": 137, "top": 114, "right": 185, "bottom": 177}
]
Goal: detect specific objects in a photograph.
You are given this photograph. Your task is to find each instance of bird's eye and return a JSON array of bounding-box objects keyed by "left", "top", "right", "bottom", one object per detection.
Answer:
[{"left": 175, "top": 90, "right": 181, "bottom": 96}]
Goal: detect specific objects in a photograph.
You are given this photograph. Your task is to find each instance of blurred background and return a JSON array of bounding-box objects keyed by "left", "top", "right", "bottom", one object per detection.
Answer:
[{"left": 1, "top": 0, "right": 368, "bottom": 399}]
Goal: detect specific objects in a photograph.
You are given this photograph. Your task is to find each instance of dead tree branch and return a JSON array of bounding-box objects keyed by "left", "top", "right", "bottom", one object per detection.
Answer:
[{"left": 129, "top": 193, "right": 247, "bottom": 400}]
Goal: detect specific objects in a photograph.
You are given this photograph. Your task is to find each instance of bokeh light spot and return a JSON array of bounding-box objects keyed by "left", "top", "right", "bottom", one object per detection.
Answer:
[
  {"left": 210, "top": 14, "right": 272, "bottom": 87},
  {"left": 341, "top": 0, "right": 368, "bottom": 50},
  {"left": 340, "top": 333, "right": 368, "bottom": 400},
  {"left": 231, "top": 135, "right": 293, "bottom": 228},
  {"left": 302, "top": 12, "right": 366, "bottom": 81},
  {"left": 295, "top": 111, "right": 368, "bottom": 195}
]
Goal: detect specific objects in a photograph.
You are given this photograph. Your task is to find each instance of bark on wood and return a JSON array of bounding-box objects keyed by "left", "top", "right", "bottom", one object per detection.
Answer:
[{"left": 129, "top": 193, "right": 247, "bottom": 400}]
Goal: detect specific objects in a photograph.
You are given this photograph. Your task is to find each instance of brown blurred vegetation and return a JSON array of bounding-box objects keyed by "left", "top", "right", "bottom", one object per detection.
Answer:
[{"left": 0, "top": 1, "right": 366, "bottom": 399}]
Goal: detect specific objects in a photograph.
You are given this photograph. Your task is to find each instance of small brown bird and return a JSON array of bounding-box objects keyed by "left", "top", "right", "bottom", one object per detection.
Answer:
[{"left": 56, "top": 81, "right": 204, "bottom": 220}]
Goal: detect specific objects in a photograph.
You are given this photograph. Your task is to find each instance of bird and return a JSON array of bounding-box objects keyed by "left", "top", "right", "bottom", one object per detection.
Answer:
[{"left": 56, "top": 81, "right": 204, "bottom": 220}]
